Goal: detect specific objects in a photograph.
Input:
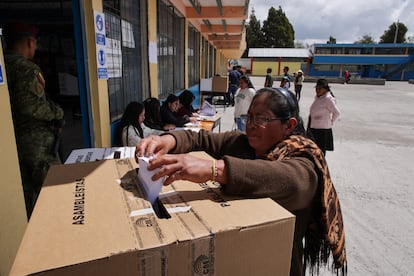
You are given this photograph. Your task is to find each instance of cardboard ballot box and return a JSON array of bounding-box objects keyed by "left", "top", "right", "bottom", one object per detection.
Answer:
[
  {"left": 212, "top": 76, "right": 228, "bottom": 93},
  {"left": 10, "top": 153, "right": 295, "bottom": 276}
]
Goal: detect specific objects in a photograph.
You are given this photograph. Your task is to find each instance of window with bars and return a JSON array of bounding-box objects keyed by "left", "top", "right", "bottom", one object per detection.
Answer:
[
  {"left": 103, "top": 0, "right": 148, "bottom": 122},
  {"left": 188, "top": 25, "right": 200, "bottom": 87},
  {"left": 157, "top": 0, "right": 185, "bottom": 99},
  {"left": 210, "top": 44, "right": 216, "bottom": 76},
  {"left": 374, "top": 47, "right": 406, "bottom": 55},
  {"left": 313, "top": 64, "right": 340, "bottom": 72},
  {"left": 202, "top": 38, "right": 210, "bottom": 78}
]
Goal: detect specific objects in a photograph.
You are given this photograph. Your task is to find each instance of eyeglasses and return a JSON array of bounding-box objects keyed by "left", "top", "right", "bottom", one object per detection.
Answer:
[{"left": 245, "top": 115, "right": 283, "bottom": 127}]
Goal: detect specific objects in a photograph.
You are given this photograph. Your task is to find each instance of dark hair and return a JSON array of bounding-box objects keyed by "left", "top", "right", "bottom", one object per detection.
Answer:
[
  {"left": 251, "top": 87, "right": 306, "bottom": 136},
  {"left": 315, "top": 78, "right": 335, "bottom": 97},
  {"left": 239, "top": 75, "right": 249, "bottom": 84},
  {"left": 315, "top": 78, "right": 330, "bottom": 90},
  {"left": 178, "top": 90, "right": 195, "bottom": 107},
  {"left": 178, "top": 90, "right": 197, "bottom": 117},
  {"left": 115, "top": 101, "right": 144, "bottom": 146},
  {"left": 239, "top": 75, "right": 255, "bottom": 89},
  {"left": 144, "top": 97, "right": 162, "bottom": 126},
  {"left": 164, "top": 94, "right": 179, "bottom": 105}
]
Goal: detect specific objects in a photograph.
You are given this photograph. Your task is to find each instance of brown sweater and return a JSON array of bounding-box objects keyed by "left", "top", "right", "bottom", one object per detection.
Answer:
[{"left": 169, "top": 130, "right": 319, "bottom": 276}]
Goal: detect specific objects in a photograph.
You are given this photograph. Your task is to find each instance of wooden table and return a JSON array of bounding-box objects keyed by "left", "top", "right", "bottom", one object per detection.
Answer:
[
  {"left": 199, "top": 114, "right": 221, "bottom": 132},
  {"left": 179, "top": 114, "right": 221, "bottom": 132},
  {"left": 64, "top": 116, "right": 222, "bottom": 164}
]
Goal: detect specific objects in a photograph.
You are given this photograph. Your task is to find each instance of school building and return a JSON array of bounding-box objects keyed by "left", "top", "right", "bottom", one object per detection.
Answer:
[
  {"left": 246, "top": 48, "right": 310, "bottom": 76},
  {"left": 246, "top": 44, "right": 414, "bottom": 81},
  {"left": 309, "top": 43, "right": 414, "bottom": 80},
  {"left": 0, "top": 1, "right": 248, "bottom": 274}
]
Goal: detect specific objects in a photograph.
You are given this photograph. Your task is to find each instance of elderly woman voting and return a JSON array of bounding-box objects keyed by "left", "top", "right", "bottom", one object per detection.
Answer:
[{"left": 135, "top": 87, "right": 347, "bottom": 276}]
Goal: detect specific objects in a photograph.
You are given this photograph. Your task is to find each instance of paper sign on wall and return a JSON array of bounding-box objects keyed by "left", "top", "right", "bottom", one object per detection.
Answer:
[
  {"left": 0, "top": 60, "right": 4, "bottom": 85},
  {"left": 94, "top": 11, "right": 108, "bottom": 79}
]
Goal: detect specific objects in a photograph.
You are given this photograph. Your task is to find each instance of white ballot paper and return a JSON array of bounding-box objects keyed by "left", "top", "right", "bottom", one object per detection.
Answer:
[
  {"left": 184, "top": 121, "right": 201, "bottom": 127},
  {"left": 137, "top": 157, "right": 165, "bottom": 204}
]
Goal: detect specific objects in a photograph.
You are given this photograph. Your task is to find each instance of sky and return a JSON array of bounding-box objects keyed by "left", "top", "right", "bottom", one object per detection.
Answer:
[{"left": 248, "top": 0, "right": 414, "bottom": 45}]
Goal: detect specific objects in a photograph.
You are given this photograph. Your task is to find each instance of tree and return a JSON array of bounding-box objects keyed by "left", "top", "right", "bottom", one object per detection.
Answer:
[
  {"left": 294, "top": 41, "right": 305, "bottom": 48},
  {"left": 243, "top": 7, "right": 264, "bottom": 57},
  {"left": 354, "top": 34, "right": 376, "bottom": 44},
  {"left": 379, "top": 22, "right": 408, "bottom": 43},
  {"left": 326, "top": 36, "right": 336, "bottom": 44},
  {"left": 261, "top": 6, "right": 294, "bottom": 48}
]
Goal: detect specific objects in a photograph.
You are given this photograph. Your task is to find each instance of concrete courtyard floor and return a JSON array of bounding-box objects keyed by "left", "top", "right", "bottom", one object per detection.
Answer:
[{"left": 214, "top": 77, "right": 414, "bottom": 275}]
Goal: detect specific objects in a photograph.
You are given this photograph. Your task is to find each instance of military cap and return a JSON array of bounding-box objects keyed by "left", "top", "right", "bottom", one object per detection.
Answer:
[{"left": 5, "top": 22, "right": 39, "bottom": 37}]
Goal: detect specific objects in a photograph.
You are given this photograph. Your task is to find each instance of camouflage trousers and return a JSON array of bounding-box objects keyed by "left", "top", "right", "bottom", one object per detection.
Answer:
[{"left": 16, "top": 131, "right": 61, "bottom": 218}]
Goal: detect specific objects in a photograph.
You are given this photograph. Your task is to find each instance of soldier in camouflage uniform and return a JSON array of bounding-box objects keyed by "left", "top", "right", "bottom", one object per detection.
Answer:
[{"left": 4, "top": 22, "right": 64, "bottom": 218}]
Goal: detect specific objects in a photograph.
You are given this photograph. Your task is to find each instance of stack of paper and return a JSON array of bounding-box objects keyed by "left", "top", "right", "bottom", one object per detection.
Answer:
[{"left": 199, "top": 100, "right": 216, "bottom": 116}]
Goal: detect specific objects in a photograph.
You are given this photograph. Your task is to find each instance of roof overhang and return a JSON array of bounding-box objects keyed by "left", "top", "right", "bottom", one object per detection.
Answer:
[{"left": 170, "top": 0, "right": 249, "bottom": 59}]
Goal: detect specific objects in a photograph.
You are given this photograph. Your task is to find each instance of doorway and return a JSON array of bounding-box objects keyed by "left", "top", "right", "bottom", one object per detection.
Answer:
[{"left": 0, "top": 0, "right": 87, "bottom": 161}]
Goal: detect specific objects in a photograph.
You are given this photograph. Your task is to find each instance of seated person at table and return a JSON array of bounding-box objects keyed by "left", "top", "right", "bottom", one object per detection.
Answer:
[
  {"left": 160, "top": 94, "right": 197, "bottom": 127},
  {"left": 144, "top": 97, "right": 176, "bottom": 131},
  {"left": 115, "top": 101, "right": 163, "bottom": 147},
  {"left": 177, "top": 89, "right": 199, "bottom": 118},
  {"left": 136, "top": 87, "right": 347, "bottom": 276}
]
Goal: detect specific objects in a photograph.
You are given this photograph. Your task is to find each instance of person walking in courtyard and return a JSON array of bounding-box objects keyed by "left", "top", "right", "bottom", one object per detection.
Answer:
[
  {"left": 308, "top": 79, "right": 340, "bottom": 156},
  {"left": 234, "top": 75, "right": 256, "bottom": 132},
  {"left": 280, "top": 76, "right": 291, "bottom": 90},
  {"left": 264, "top": 67, "right": 274, "bottom": 87},
  {"left": 294, "top": 69, "right": 305, "bottom": 101},
  {"left": 227, "top": 65, "right": 242, "bottom": 106},
  {"left": 344, "top": 70, "right": 351, "bottom": 84},
  {"left": 283, "top": 66, "right": 291, "bottom": 80}
]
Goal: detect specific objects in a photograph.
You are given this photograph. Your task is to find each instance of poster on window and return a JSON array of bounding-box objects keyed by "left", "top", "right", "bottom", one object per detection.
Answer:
[
  {"left": 121, "top": 20, "right": 135, "bottom": 48},
  {"left": 106, "top": 38, "right": 122, "bottom": 78}
]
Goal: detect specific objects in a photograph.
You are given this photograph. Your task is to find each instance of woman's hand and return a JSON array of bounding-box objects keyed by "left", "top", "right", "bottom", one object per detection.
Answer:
[
  {"left": 135, "top": 134, "right": 176, "bottom": 162},
  {"left": 189, "top": 116, "right": 198, "bottom": 123},
  {"left": 147, "top": 154, "right": 214, "bottom": 186}
]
